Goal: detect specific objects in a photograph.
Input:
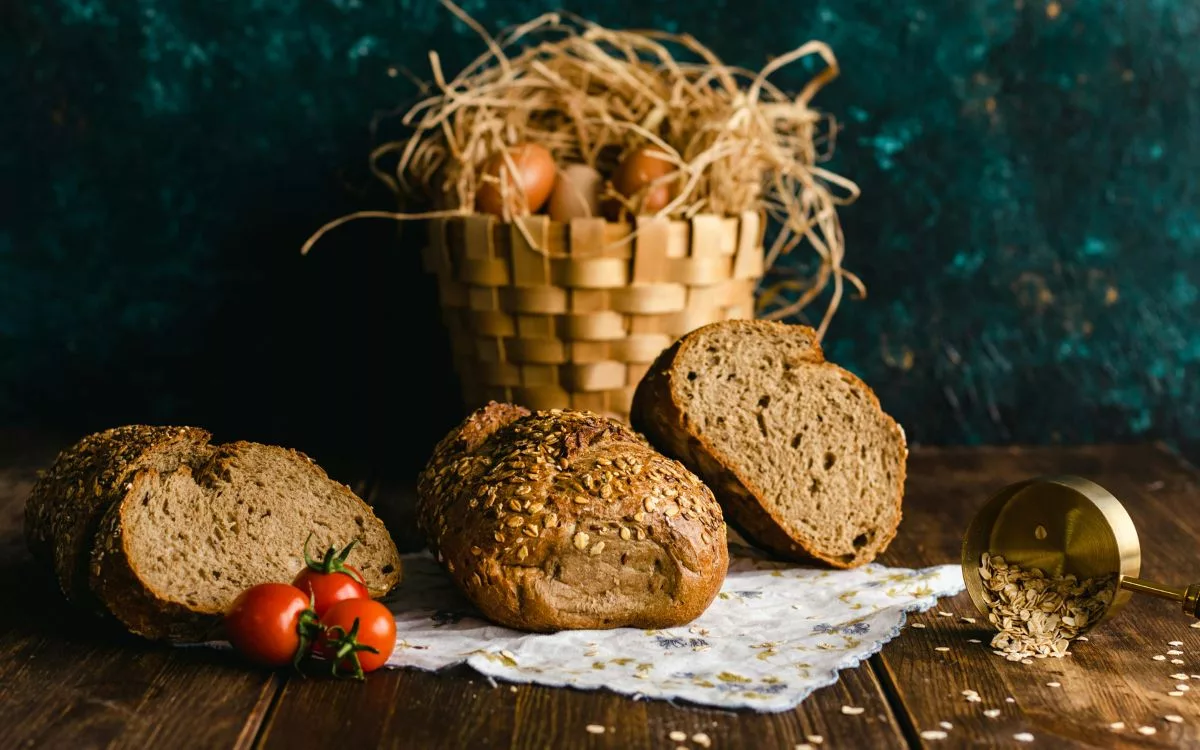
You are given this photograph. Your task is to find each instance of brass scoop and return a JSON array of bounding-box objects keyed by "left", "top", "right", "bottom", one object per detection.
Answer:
[{"left": 962, "top": 475, "right": 1200, "bottom": 631}]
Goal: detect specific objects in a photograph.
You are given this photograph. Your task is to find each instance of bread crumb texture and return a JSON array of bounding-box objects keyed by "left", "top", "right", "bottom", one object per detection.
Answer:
[{"left": 631, "top": 320, "right": 906, "bottom": 568}]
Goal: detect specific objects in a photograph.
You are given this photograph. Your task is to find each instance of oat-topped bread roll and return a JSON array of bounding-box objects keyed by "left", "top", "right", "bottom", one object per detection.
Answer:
[
  {"left": 418, "top": 403, "right": 728, "bottom": 632},
  {"left": 26, "top": 427, "right": 402, "bottom": 641},
  {"left": 631, "top": 320, "right": 906, "bottom": 569}
]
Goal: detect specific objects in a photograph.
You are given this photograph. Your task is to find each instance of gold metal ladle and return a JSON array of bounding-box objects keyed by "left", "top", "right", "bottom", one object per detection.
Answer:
[{"left": 962, "top": 475, "right": 1200, "bottom": 630}]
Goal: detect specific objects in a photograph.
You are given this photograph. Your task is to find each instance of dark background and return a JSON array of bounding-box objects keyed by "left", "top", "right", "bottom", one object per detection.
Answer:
[{"left": 3, "top": 0, "right": 1199, "bottom": 476}]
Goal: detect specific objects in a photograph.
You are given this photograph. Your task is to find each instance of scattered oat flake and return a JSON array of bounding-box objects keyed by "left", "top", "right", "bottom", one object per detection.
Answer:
[
  {"left": 1046, "top": 682, "right": 1061, "bottom": 688},
  {"left": 585, "top": 725, "right": 606, "bottom": 734},
  {"left": 676, "top": 746, "right": 688, "bottom": 750},
  {"left": 1013, "top": 732, "right": 1035, "bottom": 742},
  {"left": 1170, "top": 640, "right": 1184, "bottom": 646},
  {"left": 1169, "top": 649, "right": 1184, "bottom": 655},
  {"left": 1169, "top": 691, "right": 1185, "bottom": 697},
  {"left": 961, "top": 689, "right": 979, "bottom": 696},
  {"left": 1173, "top": 659, "right": 1186, "bottom": 665},
  {"left": 967, "top": 638, "right": 982, "bottom": 644},
  {"left": 1076, "top": 635, "right": 1089, "bottom": 641},
  {"left": 1154, "top": 655, "right": 1168, "bottom": 661},
  {"left": 919, "top": 730, "right": 948, "bottom": 740},
  {"left": 1177, "top": 684, "right": 1191, "bottom": 691},
  {"left": 1191, "top": 621, "right": 1200, "bottom": 628},
  {"left": 1172, "top": 673, "right": 1190, "bottom": 680},
  {"left": 1191, "top": 675, "right": 1200, "bottom": 679},
  {"left": 1021, "top": 659, "right": 1033, "bottom": 665},
  {"left": 935, "top": 647, "right": 951, "bottom": 652},
  {"left": 961, "top": 617, "right": 977, "bottom": 623},
  {"left": 939, "top": 721, "right": 953, "bottom": 730},
  {"left": 938, "top": 611, "right": 953, "bottom": 617},
  {"left": 509, "top": 686, "right": 518, "bottom": 693},
  {"left": 1109, "top": 722, "right": 1125, "bottom": 730},
  {"left": 1166, "top": 715, "right": 1184, "bottom": 724},
  {"left": 692, "top": 733, "right": 712, "bottom": 748},
  {"left": 967, "top": 695, "right": 983, "bottom": 703},
  {"left": 842, "top": 705, "right": 865, "bottom": 715},
  {"left": 911, "top": 622, "right": 927, "bottom": 629},
  {"left": 795, "top": 745, "right": 814, "bottom": 750},
  {"left": 1138, "top": 726, "right": 1157, "bottom": 735},
  {"left": 984, "top": 710, "right": 1001, "bottom": 718},
  {"left": 806, "top": 735, "right": 824, "bottom": 744},
  {"left": 669, "top": 731, "right": 687, "bottom": 742}
]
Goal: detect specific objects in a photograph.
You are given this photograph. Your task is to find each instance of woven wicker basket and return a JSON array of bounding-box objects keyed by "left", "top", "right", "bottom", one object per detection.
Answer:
[{"left": 421, "top": 211, "right": 764, "bottom": 422}]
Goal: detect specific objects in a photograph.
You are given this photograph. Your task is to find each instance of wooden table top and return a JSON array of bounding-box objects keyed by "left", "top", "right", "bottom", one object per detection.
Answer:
[{"left": 3, "top": 433, "right": 1199, "bottom": 749}]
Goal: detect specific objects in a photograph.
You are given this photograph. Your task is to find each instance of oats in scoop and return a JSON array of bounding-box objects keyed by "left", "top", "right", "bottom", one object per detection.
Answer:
[{"left": 979, "top": 553, "right": 1115, "bottom": 661}]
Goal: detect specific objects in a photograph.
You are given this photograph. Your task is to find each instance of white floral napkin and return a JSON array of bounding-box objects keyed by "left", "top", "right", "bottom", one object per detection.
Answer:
[{"left": 382, "top": 547, "right": 964, "bottom": 711}]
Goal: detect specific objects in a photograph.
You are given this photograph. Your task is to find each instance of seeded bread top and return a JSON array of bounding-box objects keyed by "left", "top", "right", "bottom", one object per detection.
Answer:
[
  {"left": 26, "top": 426, "right": 194, "bottom": 559},
  {"left": 418, "top": 404, "right": 668, "bottom": 559}
]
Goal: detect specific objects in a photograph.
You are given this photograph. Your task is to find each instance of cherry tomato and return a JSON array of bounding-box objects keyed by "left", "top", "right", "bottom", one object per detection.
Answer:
[
  {"left": 317, "top": 599, "right": 396, "bottom": 677},
  {"left": 293, "top": 537, "right": 370, "bottom": 616},
  {"left": 294, "top": 566, "right": 368, "bottom": 617},
  {"left": 224, "top": 583, "right": 318, "bottom": 667}
]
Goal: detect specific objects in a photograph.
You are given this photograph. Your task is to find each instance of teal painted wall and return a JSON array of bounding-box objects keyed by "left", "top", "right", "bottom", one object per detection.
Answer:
[{"left": 3, "top": 1, "right": 1199, "bottom": 470}]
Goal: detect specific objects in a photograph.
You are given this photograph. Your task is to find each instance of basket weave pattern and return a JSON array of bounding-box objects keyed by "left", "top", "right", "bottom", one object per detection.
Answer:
[{"left": 422, "top": 212, "right": 764, "bottom": 421}]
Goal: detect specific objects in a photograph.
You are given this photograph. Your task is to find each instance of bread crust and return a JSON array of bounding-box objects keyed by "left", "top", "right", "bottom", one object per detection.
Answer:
[
  {"left": 631, "top": 320, "right": 907, "bottom": 569},
  {"left": 417, "top": 403, "right": 728, "bottom": 632}
]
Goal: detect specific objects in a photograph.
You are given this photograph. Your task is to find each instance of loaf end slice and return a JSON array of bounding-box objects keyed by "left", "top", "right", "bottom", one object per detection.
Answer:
[
  {"left": 90, "top": 441, "right": 402, "bottom": 641},
  {"left": 25, "top": 425, "right": 213, "bottom": 603},
  {"left": 632, "top": 320, "right": 906, "bottom": 568}
]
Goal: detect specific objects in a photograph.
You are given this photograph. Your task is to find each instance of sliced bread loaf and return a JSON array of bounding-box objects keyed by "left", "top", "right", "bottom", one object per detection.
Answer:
[
  {"left": 631, "top": 320, "right": 906, "bottom": 568},
  {"left": 89, "top": 440, "right": 402, "bottom": 641}
]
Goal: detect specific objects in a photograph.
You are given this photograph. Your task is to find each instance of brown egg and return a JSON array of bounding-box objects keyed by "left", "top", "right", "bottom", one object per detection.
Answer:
[
  {"left": 546, "top": 163, "right": 603, "bottom": 222},
  {"left": 475, "top": 143, "right": 556, "bottom": 217},
  {"left": 607, "top": 147, "right": 677, "bottom": 219}
]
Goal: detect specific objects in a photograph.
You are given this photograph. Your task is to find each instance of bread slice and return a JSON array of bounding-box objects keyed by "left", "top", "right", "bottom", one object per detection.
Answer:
[
  {"left": 25, "top": 425, "right": 214, "bottom": 604},
  {"left": 631, "top": 320, "right": 906, "bottom": 568},
  {"left": 89, "top": 441, "right": 402, "bottom": 641}
]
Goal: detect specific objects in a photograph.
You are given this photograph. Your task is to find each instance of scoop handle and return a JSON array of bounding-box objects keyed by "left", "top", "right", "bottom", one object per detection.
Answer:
[
  {"left": 1121, "top": 577, "right": 1199, "bottom": 616},
  {"left": 1185, "top": 584, "right": 1200, "bottom": 619}
]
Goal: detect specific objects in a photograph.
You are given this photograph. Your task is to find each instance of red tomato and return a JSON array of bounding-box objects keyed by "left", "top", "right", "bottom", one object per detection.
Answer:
[
  {"left": 294, "top": 566, "right": 368, "bottom": 617},
  {"left": 293, "top": 537, "right": 370, "bottom": 616},
  {"left": 317, "top": 599, "right": 396, "bottom": 678},
  {"left": 224, "top": 583, "right": 318, "bottom": 667}
]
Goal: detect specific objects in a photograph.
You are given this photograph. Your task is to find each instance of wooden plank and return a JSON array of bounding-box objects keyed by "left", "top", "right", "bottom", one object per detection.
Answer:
[
  {"left": 875, "top": 445, "right": 1200, "bottom": 747},
  {"left": 257, "top": 476, "right": 909, "bottom": 749},
  {"left": 258, "top": 665, "right": 518, "bottom": 750},
  {"left": 259, "top": 659, "right": 906, "bottom": 749},
  {"left": 0, "top": 432, "right": 281, "bottom": 750}
]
